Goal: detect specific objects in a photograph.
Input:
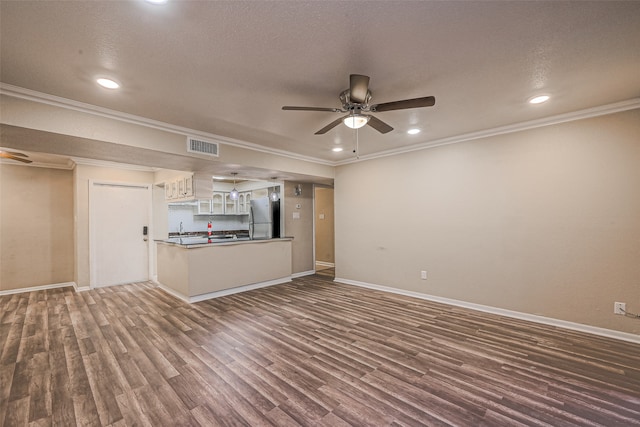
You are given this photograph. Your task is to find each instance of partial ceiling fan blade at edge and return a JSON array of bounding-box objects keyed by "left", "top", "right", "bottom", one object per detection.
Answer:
[
  {"left": 4, "top": 151, "right": 28, "bottom": 157},
  {"left": 367, "top": 115, "right": 394, "bottom": 134},
  {"left": 282, "top": 106, "right": 341, "bottom": 112},
  {"left": 371, "top": 96, "right": 435, "bottom": 112},
  {"left": 0, "top": 152, "right": 32, "bottom": 163},
  {"left": 10, "top": 156, "right": 33, "bottom": 164},
  {"left": 350, "top": 74, "right": 370, "bottom": 104},
  {"left": 315, "top": 115, "right": 349, "bottom": 135}
]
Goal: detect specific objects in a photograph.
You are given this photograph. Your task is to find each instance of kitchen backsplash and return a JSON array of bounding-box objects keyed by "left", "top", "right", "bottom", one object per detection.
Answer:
[{"left": 168, "top": 205, "right": 249, "bottom": 233}]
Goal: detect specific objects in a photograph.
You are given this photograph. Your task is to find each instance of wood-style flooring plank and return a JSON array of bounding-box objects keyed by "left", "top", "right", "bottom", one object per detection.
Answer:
[{"left": 1, "top": 276, "right": 640, "bottom": 426}]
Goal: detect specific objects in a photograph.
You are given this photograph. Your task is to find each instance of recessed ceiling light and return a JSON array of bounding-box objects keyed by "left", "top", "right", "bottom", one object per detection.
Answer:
[
  {"left": 332, "top": 147, "right": 343, "bottom": 152},
  {"left": 96, "top": 78, "right": 120, "bottom": 89},
  {"left": 145, "top": 0, "right": 168, "bottom": 4},
  {"left": 407, "top": 128, "right": 421, "bottom": 135},
  {"left": 529, "top": 95, "right": 550, "bottom": 104}
]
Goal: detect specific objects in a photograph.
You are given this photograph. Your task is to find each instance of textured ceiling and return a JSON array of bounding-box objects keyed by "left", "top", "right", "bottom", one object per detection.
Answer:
[{"left": 1, "top": 1, "right": 639, "bottom": 164}]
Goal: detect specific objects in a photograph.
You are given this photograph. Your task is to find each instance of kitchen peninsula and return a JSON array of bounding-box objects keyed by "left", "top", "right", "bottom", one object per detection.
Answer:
[{"left": 156, "top": 237, "right": 293, "bottom": 302}]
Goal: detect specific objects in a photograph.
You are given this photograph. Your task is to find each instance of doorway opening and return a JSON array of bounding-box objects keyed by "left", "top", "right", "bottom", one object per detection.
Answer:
[{"left": 314, "top": 186, "right": 334, "bottom": 279}]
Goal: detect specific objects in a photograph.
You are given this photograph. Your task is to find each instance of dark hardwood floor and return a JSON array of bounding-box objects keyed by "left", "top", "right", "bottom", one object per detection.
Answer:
[{"left": 1, "top": 274, "right": 640, "bottom": 426}]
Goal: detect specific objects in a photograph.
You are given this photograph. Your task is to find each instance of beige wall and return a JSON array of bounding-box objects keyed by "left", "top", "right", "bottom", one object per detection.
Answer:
[
  {"left": 314, "top": 187, "right": 335, "bottom": 264},
  {"left": 74, "top": 164, "right": 155, "bottom": 287},
  {"left": 335, "top": 109, "right": 640, "bottom": 334},
  {"left": 0, "top": 164, "right": 74, "bottom": 290},
  {"left": 1, "top": 95, "right": 335, "bottom": 181},
  {"left": 284, "top": 181, "right": 314, "bottom": 274}
]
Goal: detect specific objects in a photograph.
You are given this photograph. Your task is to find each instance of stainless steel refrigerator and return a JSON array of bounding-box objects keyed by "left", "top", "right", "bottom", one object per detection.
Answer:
[{"left": 249, "top": 197, "right": 280, "bottom": 239}]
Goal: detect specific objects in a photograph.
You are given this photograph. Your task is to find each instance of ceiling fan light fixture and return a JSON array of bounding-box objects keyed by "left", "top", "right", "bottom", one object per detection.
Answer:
[{"left": 343, "top": 115, "right": 369, "bottom": 130}]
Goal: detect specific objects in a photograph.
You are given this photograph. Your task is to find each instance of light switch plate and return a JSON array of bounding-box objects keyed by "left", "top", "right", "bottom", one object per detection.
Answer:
[{"left": 293, "top": 212, "right": 300, "bottom": 219}]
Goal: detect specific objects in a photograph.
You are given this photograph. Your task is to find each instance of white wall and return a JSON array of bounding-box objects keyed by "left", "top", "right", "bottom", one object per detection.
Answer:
[{"left": 335, "top": 109, "right": 640, "bottom": 334}]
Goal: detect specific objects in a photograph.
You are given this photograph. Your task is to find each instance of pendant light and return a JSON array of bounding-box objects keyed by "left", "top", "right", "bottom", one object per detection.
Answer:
[
  {"left": 229, "top": 172, "right": 239, "bottom": 200},
  {"left": 269, "top": 177, "right": 280, "bottom": 201}
]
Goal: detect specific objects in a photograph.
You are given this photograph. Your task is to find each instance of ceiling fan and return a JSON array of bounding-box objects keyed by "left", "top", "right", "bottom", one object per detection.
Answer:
[
  {"left": 282, "top": 74, "right": 435, "bottom": 135},
  {"left": 0, "top": 150, "right": 32, "bottom": 164}
]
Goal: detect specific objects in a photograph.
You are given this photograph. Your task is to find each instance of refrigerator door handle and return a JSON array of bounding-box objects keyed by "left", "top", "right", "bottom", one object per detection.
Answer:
[{"left": 249, "top": 205, "right": 254, "bottom": 239}]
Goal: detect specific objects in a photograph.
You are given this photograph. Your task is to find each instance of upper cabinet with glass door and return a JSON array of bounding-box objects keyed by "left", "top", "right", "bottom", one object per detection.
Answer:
[
  {"left": 224, "top": 193, "right": 237, "bottom": 215},
  {"left": 238, "top": 192, "right": 251, "bottom": 214},
  {"left": 211, "top": 192, "right": 225, "bottom": 214}
]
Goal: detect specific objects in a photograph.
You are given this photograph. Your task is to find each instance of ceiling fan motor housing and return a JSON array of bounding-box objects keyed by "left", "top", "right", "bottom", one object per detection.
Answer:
[{"left": 340, "top": 89, "right": 372, "bottom": 110}]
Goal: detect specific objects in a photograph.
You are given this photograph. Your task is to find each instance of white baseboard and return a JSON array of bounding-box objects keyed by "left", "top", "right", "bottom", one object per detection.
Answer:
[
  {"left": 155, "top": 276, "right": 293, "bottom": 303},
  {"left": 0, "top": 281, "right": 77, "bottom": 296},
  {"left": 153, "top": 281, "right": 191, "bottom": 303},
  {"left": 74, "top": 284, "right": 91, "bottom": 292},
  {"left": 315, "top": 261, "right": 335, "bottom": 268},
  {"left": 334, "top": 277, "right": 640, "bottom": 345},
  {"left": 292, "top": 270, "right": 316, "bottom": 278}
]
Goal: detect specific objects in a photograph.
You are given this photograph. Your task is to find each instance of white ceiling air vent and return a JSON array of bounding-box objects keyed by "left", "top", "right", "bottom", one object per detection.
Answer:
[{"left": 187, "top": 137, "right": 219, "bottom": 157}]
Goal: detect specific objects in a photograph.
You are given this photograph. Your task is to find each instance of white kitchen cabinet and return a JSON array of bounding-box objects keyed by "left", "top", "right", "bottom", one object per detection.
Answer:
[
  {"left": 224, "top": 193, "right": 237, "bottom": 215},
  {"left": 184, "top": 175, "right": 194, "bottom": 198},
  {"left": 238, "top": 192, "right": 251, "bottom": 214},
  {"left": 212, "top": 192, "right": 225, "bottom": 214},
  {"left": 199, "top": 192, "right": 247, "bottom": 215},
  {"left": 164, "top": 181, "right": 177, "bottom": 200},
  {"left": 165, "top": 174, "right": 212, "bottom": 201},
  {"left": 197, "top": 199, "right": 212, "bottom": 215},
  {"left": 177, "top": 178, "right": 185, "bottom": 197}
]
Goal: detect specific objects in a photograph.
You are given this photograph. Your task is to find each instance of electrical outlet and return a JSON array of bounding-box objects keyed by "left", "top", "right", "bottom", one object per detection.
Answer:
[
  {"left": 614, "top": 302, "right": 626, "bottom": 315},
  {"left": 420, "top": 270, "right": 427, "bottom": 280}
]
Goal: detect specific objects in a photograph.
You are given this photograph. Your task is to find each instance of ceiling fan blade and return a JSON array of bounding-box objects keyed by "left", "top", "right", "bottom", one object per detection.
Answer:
[
  {"left": 10, "top": 156, "right": 33, "bottom": 164},
  {"left": 282, "top": 106, "right": 341, "bottom": 112},
  {"left": 350, "top": 74, "right": 370, "bottom": 104},
  {"left": 4, "top": 151, "right": 28, "bottom": 157},
  {"left": 315, "top": 115, "right": 349, "bottom": 135},
  {"left": 0, "top": 152, "right": 32, "bottom": 163},
  {"left": 367, "top": 115, "right": 394, "bottom": 134},
  {"left": 371, "top": 96, "right": 436, "bottom": 112}
]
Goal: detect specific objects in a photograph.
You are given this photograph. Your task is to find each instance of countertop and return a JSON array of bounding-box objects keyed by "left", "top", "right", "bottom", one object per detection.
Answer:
[{"left": 156, "top": 236, "right": 293, "bottom": 248}]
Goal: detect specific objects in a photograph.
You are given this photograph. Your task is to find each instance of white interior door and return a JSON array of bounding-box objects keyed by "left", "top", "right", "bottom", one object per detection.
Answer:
[{"left": 90, "top": 181, "right": 151, "bottom": 287}]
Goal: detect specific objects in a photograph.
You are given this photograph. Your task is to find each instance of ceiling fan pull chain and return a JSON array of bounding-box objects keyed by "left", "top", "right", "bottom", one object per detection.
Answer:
[{"left": 355, "top": 127, "right": 360, "bottom": 159}]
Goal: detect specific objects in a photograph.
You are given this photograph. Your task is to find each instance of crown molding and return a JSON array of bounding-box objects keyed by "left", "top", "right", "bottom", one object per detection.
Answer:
[
  {"left": 336, "top": 98, "right": 640, "bottom": 165},
  {"left": 0, "top": 158, "right": 75, "bottom": 170},
  {"left": 71, "top": 157, "right": 158, "bottom": 172},
  {"left": 3, "top": 83, "right": 638, "bottom": 169},
  {"left": 0, "top": 83, "right": 334, "bottom": 167}
]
